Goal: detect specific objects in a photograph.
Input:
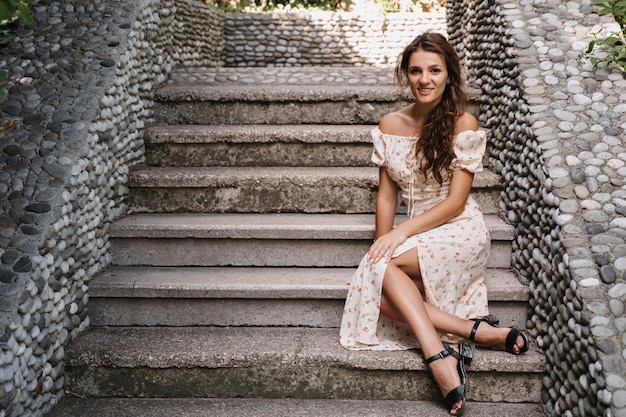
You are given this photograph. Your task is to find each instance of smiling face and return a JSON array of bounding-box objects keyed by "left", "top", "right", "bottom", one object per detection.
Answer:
[{"left": 406, "top": 49, "right": 449, "bottom": 109}]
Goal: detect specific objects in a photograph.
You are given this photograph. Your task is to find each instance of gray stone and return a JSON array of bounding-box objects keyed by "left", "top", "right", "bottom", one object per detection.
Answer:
[{"left": 601, "top": 265, "right": 618, "bottom": 284}]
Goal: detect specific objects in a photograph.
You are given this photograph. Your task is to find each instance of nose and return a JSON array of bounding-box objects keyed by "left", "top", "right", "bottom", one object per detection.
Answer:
[{"left": 418, "top": 72, "right": 429, "bottom": 84}]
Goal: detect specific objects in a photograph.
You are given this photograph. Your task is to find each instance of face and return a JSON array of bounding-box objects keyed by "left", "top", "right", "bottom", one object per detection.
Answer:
[{"left": 406, "top": 49, "right": 448, "bottom": 108}]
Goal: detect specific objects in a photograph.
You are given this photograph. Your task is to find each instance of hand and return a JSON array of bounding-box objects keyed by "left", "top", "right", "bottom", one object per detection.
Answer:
[{"left": 368, "top": 227, "right": 409, "bottom": 264}]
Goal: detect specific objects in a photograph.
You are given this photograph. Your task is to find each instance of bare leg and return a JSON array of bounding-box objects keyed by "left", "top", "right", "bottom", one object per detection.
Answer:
[
  {"left": 379, "top": 253, "right": 526, "bottom": 354},
  {"left": 381, "top": 250, "right": 464, "bottom": 415}
]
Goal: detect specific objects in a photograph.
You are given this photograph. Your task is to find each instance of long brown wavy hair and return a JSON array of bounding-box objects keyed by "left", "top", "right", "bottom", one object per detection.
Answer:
[{"left": 394, "top": 32, "right": 467, "bottom": 184}]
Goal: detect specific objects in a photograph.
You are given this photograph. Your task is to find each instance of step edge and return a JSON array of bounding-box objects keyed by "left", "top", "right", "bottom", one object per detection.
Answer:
[
  {"left": 65, "top": 326, "right": 545, "bottom": 373},
  {"left": 144, "top": 124, "right": 377, "bottom": 144},
  {"left": 110, "top": 213, "right": 513, "bottom": 240},
  {"left": 127, "top": 166, "right": 501, "bottom": 188},
  {"left": 47, "top": 397, "right": 544, "bottom": 417},
  {"left": 90, "top": 266, "right": 527, "bottom": 301}
]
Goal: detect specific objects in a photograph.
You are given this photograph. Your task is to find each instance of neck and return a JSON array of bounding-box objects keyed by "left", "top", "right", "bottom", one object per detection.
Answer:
[{"left": 411, "top": 103, "right": 436, "bottom": 124}]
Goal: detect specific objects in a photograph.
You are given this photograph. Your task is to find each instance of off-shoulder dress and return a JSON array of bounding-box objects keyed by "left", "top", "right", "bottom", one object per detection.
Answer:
[{"left": 339, "top": 128, "right": 491, "bottom": 350}]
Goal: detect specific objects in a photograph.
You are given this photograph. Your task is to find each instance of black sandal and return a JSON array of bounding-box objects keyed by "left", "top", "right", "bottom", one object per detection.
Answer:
[
  {"left": 425, "top": 342, "right": 468, "bottom": 416},
  {"left": 469, "top": 315, "right": 529, "bottom": 354}
]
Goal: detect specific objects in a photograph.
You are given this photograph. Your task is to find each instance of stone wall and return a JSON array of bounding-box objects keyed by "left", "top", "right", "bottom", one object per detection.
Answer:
[
  {"left": 448, "top": 0, "right": 626, "bottom": 416},
  {"left": 0, "top": 0, "right": 222, "bottom": 415},
  {"left": 2, "top": 0, "right": 626, "bottom": 416},
  {"left": 223, "top": 11, "right": 446, "bottom": 66}
]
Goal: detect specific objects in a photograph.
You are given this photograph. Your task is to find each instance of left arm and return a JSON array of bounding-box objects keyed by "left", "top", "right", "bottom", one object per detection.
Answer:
[
  {"left": 367, "top": 168, "right": 474, "bottom": 263},
  {"left": 368, "top": 113, "right": 479, "bottom": 263}
]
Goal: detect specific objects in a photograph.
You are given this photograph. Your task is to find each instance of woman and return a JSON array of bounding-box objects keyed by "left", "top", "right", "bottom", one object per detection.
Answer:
[{"left": 339, "top": 33, "right": 528, "bottom": 416}]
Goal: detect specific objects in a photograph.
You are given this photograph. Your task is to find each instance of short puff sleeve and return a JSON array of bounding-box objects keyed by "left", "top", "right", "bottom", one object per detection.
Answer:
[
  {"left": 450, "top": 130, "right": 487, "bottom": 174},
  {"left": 371, "top": 128, "right": 386, "bottom": 167}
]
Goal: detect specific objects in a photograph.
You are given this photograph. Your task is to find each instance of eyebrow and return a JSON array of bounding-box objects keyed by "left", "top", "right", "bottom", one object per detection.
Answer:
[{"left": 408, "top": 64, "right": 443, "bottom": 70}]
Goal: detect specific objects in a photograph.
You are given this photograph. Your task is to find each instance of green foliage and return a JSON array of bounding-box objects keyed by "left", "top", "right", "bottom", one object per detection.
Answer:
[
  {"left": 0, "top": 0, "right": 34, "bottom": 46},
  {"left": 207, "top": 0, "right": 441, "bottom": 12},
  {"left": 208, "top": 0, "right": 343, "bottom": 12},
  {"left": 0, "top": 0, "right": 34, "bottom": 98},
  {"left": 254, "top": 0, "right": 342, "bottom": 12},
  {"left": 586, "top": 0, "right": 626, "bottom": 71}
]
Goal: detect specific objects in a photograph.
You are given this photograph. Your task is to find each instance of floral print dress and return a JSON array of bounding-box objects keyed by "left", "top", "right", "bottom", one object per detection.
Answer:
[{"left": 339, "top": 128, "right": 491, "bottom": 350}]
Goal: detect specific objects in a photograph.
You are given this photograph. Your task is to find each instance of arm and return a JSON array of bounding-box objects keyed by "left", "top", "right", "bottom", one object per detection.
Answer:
[
  {"left": 368, "top": 168, "right": 474, "bottom": 263},
  {"left": 375, "top": 167, "right": 398, "bottom": 238},
  {"left": 368, "top": 113, "right": 479, "bottom": 263}
]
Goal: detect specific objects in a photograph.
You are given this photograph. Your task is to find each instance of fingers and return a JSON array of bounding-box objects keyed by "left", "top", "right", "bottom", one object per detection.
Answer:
[{"left": 368, "top": 240, "right": 394, "bottom": 263}]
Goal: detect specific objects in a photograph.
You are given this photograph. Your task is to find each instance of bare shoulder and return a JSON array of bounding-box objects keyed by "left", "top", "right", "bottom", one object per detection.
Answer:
[
  {"left": 455, "top": 112, "right": 479, "bottom": 134},
  {"left": 379, "top": 107, "right": 412, "bottom": 136}
]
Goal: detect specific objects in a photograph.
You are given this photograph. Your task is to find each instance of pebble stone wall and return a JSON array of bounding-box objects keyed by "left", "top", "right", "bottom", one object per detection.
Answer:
[
  {"left": 0, "top": 0, "right": 222, "bottom": 416},
  {"left": 448, "top": 0, "right": 626, "bottom": 416},
  {"left": 1, "top": 0, "right": 625, "bottom": 416},
  {"left": 223, "top": 11, "right": 446, "bottom": 66}
]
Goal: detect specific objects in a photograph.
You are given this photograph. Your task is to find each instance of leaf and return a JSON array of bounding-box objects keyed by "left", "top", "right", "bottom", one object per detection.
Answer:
[
  {"left": 17, "top": 4, "right": 31, "bottom": 24},
  {"left": 604, "top": 35, "right": 623, "bottom": 45},
  {"left": 0, "top": 3, "right": 13, "bottom": 21},
  {"left": 599, "top": 6, "right": 613, "bottom": 15},
  {"left": 587, "top": 40, "right": 597, "bottom": 53}
]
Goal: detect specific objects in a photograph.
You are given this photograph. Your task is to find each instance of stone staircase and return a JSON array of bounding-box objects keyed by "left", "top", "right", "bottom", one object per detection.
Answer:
[{"left": 49, "top": 67, "right": 546, "bottom": 416}]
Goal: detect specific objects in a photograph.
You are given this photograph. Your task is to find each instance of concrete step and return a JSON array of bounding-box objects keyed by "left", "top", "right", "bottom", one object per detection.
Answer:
[
  {"left": 128, "top": 166, "right": 502, "bottom": 214},
  {"left": 154, "top": 83, "right": 412, "bottom": 125},
  {"left": 144, "top": 124, "right": 376, "bottom": 167},
  {"left": 62, "top": 326, "right": 544, "bottom": 402},
  {"left": 48, "top": 397, "right": 545, "bottom": 417},
  {"left": 88, "top": 266, "right": 528, "bottom": 328},
  {"left": 109, "top": 213, "right": 513, "bottom": 268},
  {"left": 153, "top": 67, "right": 480, "bottom": 125}
]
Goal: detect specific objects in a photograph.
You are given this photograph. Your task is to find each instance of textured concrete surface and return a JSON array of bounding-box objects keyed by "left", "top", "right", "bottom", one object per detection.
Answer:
[
  {"left": 62, "top": 327, "right": 545, "bottom": 402},
  {"left": 108, "top": 213, "right": 512, "bottom": 268},
  {"left": 48, "top": 397, "right": 546, "bottom": 417},
  {"left": 127, "top": 166, "right": 501, "bottom": 214},
  {"left": 87, "top": 266, "right": 529, "bottom": 328},
  {"left": 110, "top": 213, "right": 513, "bottom": 240},
  {"left": 152, "top": 71, "right": 481, "bottom": 125}
]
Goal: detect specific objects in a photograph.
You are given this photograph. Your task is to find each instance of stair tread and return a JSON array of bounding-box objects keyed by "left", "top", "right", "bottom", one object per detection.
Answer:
[
  {"left": 91, "top": 266, "right": 528, "bottom": 301},
  {"left": 48, "top": 397, "right": 544, "bottom": 417},
  {"left": 65, "top": 326, "right": 544, "bottom": 373},
  {"left": 145, "top": 124, "right": 376, "bottom": 144},
  {"left": 168, "top": 66, "right": 399, "bottom": 85},
  {"left": 111, "top": 212, "right": 514, "bottom": 240},
  {"left": 155, "top": 66, "right": 482, "bottom": 101},
  {"left": 128, "top": 166, "right": 501, "bottom": 188},
  {"left": 130, "top": 166, "right": 380, "bottom": 185},
  {"left": 157, "top": 83, "right": 414, "bottom": 102}
]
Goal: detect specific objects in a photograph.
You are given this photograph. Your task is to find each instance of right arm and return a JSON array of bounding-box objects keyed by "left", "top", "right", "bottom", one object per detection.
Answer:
[{"left": 374, "top": 167, "right": 398, "bottom": 238}]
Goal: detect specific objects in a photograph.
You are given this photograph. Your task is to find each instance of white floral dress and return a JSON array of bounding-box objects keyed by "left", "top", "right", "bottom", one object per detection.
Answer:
[{"left": 339, "top": 128, "right": 491, "bottom": 350}]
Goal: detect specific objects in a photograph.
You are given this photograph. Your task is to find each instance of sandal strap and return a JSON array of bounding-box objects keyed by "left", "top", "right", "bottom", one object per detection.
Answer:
[
  {"left": 425, "top": 348, "right": 450, "bottom": 365},
  {"left": 505, "top": 326, "right": 529, "bottom": 354},
  {"left": 469, "top": 315, "right": 501, "bottom": 342},
  {"left": 459, "top": 342, "right": 474, "bottom": 365},
  {"left": 469, "top": 320, "right": 481, "bottom": 342},
  {"left": 443, "top": 342, "right": 463, "bottom": 361},
  {"left": 425, "top": 342, "right": 465, "bottom": 365},
  {"left": 444, "top": 385, "right": 466, "bottom": 414}
]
